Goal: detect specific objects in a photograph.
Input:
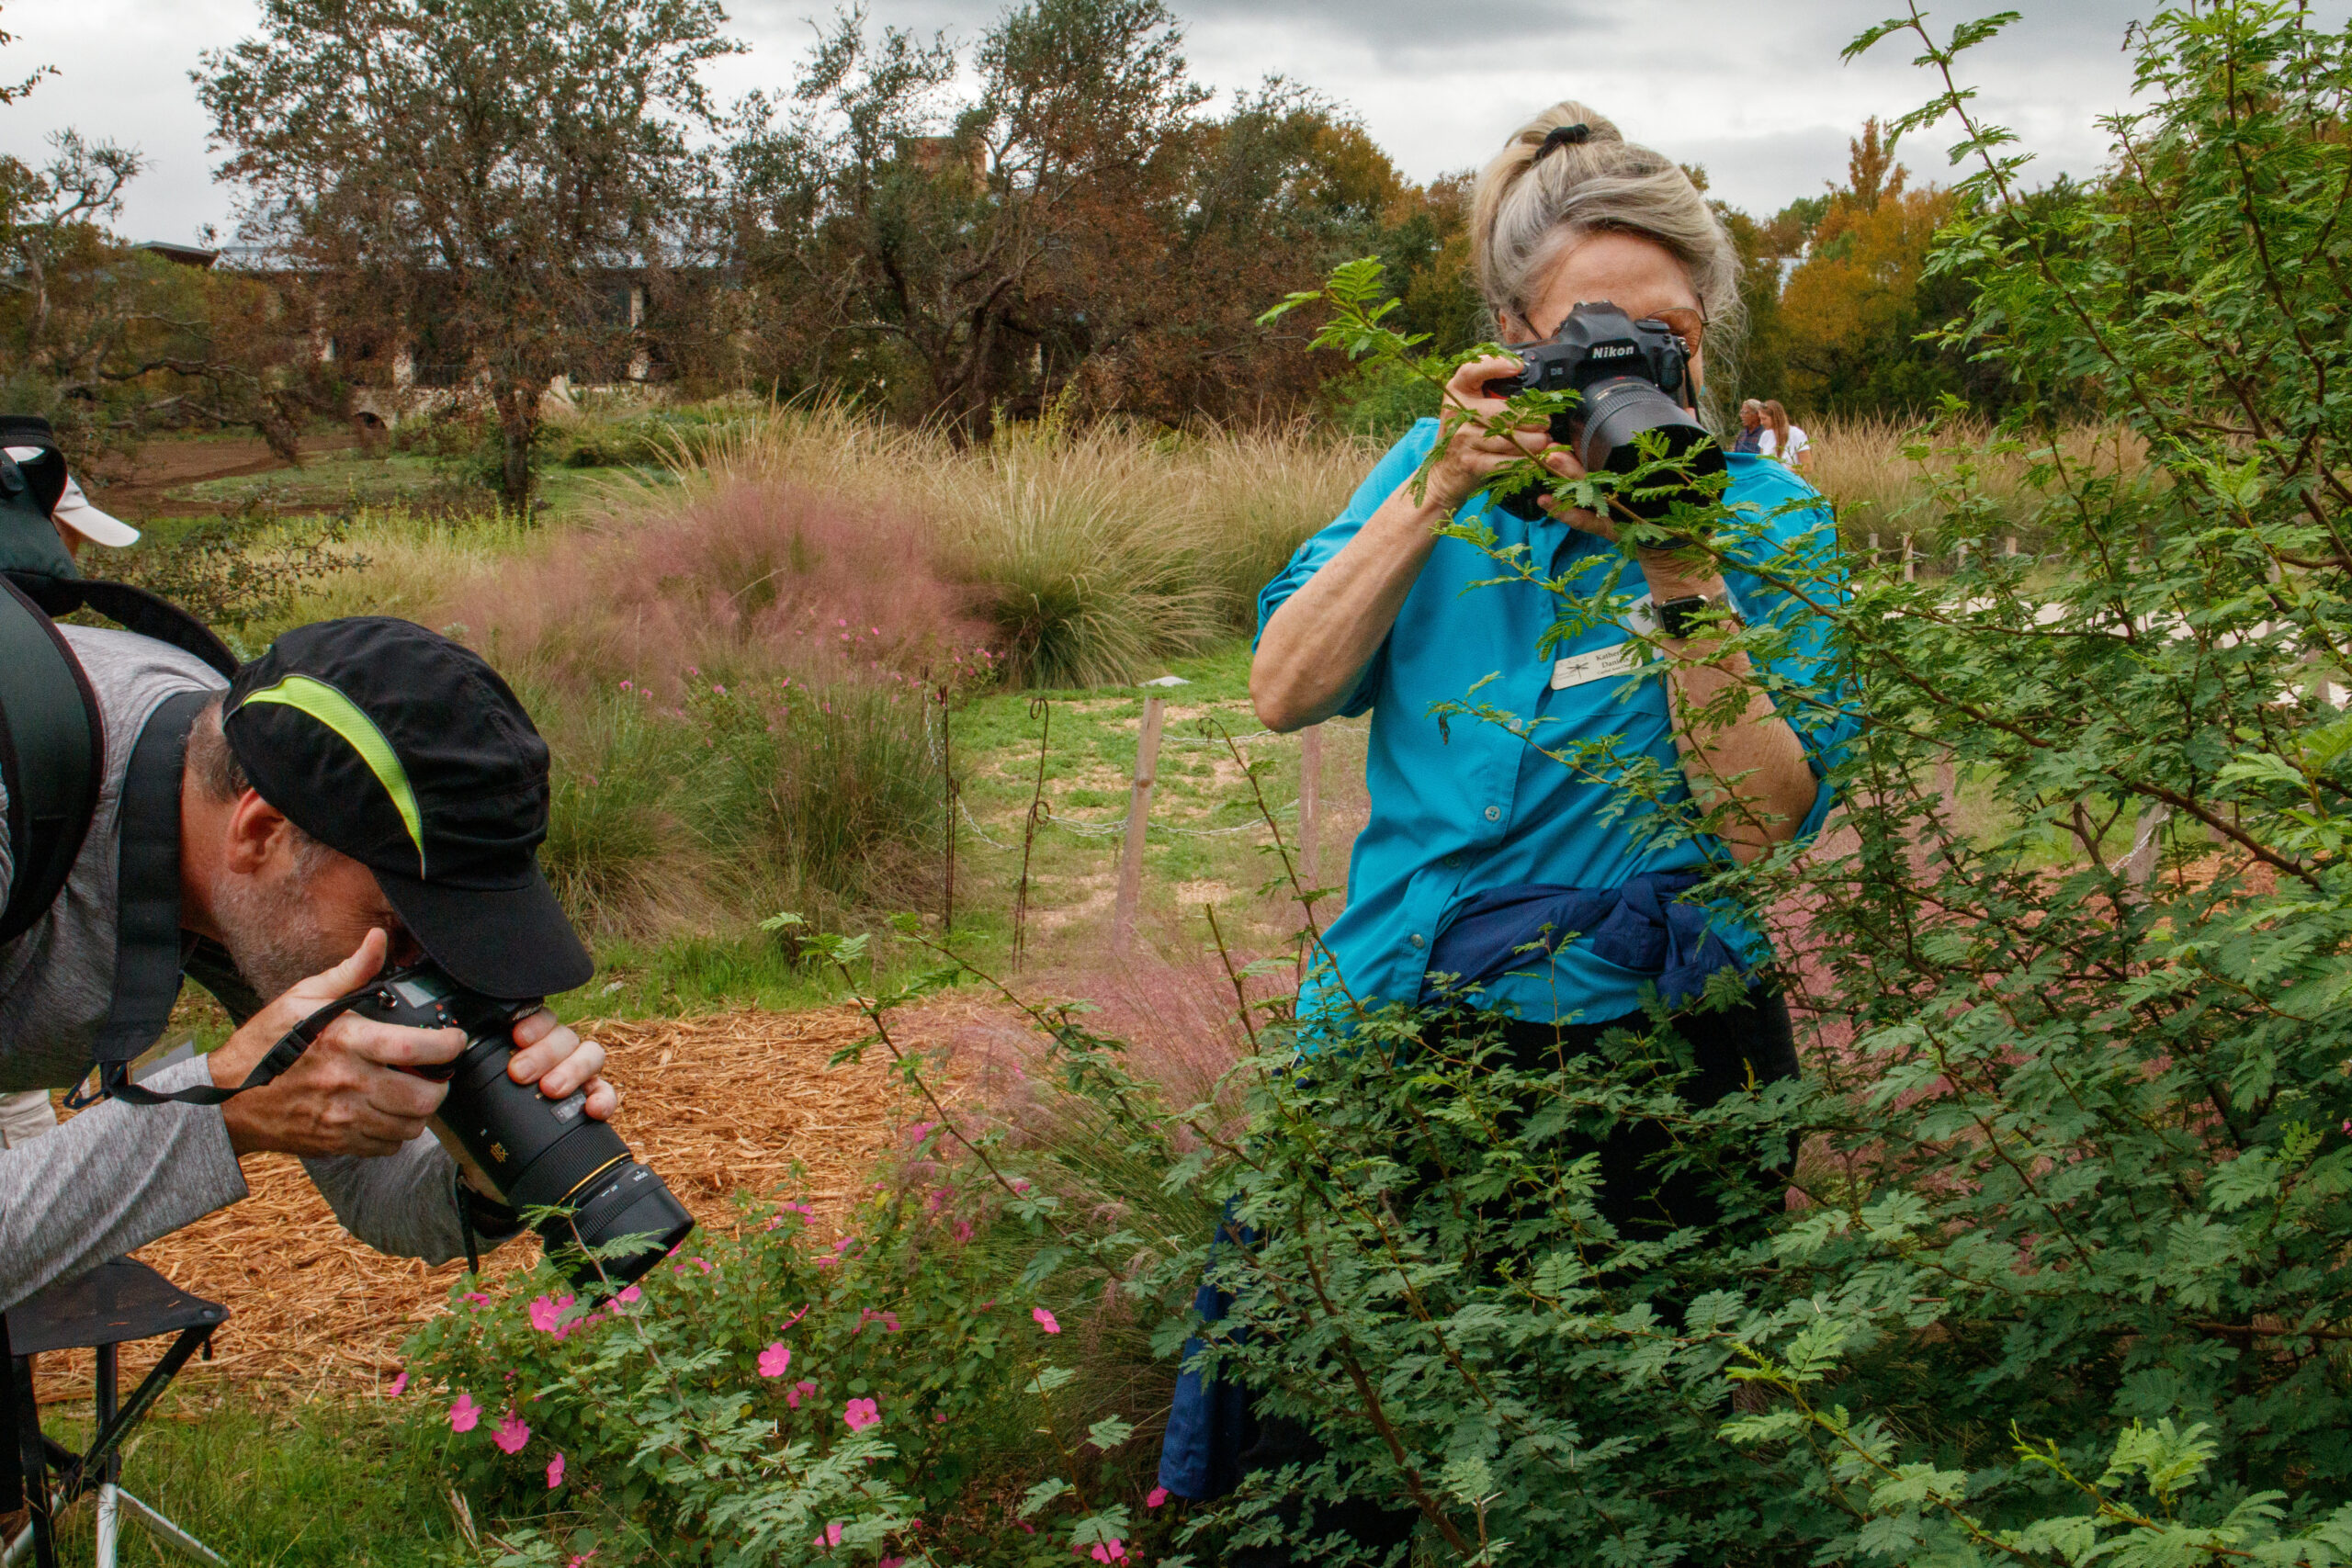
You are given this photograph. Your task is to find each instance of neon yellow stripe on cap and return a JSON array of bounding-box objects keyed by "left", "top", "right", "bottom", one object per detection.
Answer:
[{"left": 235, "top": 674, "right": 426, "bottom": 876}]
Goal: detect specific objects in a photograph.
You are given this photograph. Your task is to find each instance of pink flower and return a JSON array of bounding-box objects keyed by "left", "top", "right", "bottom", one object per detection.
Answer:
[
  {"left": 619, "top": 680, "right": 633, "bottom": 693},
  {"left": 687, "top": 665, "right": 701, "bottom": 677},
  {"left": 1147, "top": 1486, "right": 1169, "bottom": 1508},
  {"left": 713, "top": 683, "right": 727, "bottom": 695},
  {"left": 758, "top": 1343, "right": 792, "bottom": 1378},
  {"left": 492, "top": 1412, "right": 531, "bottom": 1455},
  {"left": 811, "top": 1521, "right": 843, "bottom": 1549},
  {"left": 546, "top": 1452, "right": 566, "bottom": 1489},
  {"left": 786, "top": 1379, "right": 818, "bottom": 1409},
  {"left": 1034, "top": 1307, "right": 1061, "bottom": 1335},
  {"left": 843, "top": 1397, "right": 880, "bottom": 1431},
  {"left": 1090, "top": 1540, "right": 1127, "bottom": 1562},
  {"left": 528, "top": 1293, "right": 576, "bottom": 1334},
  {"left": 616, "top": 1284, "right": 641, "bottom": 1305},
  {"left": 953, "top": 1218, "right": 975, "bottom": 1244},
  {"left": 386, "top": 1371, "right": 408, "bottom": 1397},
  {"left": 463, "top": 1292, "right": 492, "bottom": 1310},
  {"left": 448, "top": 1393, "right": 481, "bottom": 1432},
  {"left": 567, "top": 1555, "right": 594, "bottom": 1568},
  {"left": 935, "top": 1412, "right": 948, "bottom": 1424}
]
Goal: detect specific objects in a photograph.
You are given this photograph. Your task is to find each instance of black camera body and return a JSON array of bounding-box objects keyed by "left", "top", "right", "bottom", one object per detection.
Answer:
[
  {"left": 1480, "top": 300, "right": 1725, "bottom": 523},
  {"left": 349, "top": 963, "right": 695, "bottom": 1288}
]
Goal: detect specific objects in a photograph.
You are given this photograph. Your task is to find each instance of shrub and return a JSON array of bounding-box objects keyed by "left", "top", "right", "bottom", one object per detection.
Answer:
[
  {"left": 401, "top": 1105, "right": 1171, "bottom": 1565},
  {"left": 944, "top": 426, "right": 1224, "bottom": 689}
]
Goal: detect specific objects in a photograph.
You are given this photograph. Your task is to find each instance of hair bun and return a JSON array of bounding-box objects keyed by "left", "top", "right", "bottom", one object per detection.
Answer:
[{"left": 1534, "top": 123, "right": 1592, "bottom": 162}]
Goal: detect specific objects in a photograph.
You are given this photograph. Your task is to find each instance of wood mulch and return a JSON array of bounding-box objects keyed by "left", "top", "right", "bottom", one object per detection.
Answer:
[{"left": 34, "top": 1000, "right": 1009, "bottom": 1404}]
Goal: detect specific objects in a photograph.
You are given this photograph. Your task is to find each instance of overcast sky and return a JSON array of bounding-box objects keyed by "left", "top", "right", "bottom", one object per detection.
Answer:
[{"left": 0, "top": 0, "right": 2228, "bottom": 246}]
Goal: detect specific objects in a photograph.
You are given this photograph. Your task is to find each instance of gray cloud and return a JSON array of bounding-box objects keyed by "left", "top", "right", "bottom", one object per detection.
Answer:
[{"left": 2, "top": 0, "right": 2290, "bottom": 250}]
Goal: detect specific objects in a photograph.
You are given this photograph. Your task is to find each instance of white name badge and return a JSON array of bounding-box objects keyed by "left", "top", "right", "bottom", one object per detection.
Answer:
[{"left": 1550, "top": 640, "right": 1645, "bottom": 690}]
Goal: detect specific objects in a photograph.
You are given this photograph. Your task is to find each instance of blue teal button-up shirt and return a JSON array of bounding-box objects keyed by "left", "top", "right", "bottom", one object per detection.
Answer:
[{"left": 1259, "top": 421, "right": 1856, "bottom": 1028}]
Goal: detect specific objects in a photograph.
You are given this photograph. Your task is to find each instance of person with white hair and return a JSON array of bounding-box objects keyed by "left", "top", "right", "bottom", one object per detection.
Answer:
[{"left": 1158, "top": 101, "right": 1861, "bottom": 1561}]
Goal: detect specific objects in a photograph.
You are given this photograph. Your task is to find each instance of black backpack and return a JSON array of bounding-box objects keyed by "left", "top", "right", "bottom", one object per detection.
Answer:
[{"left": 0, "top": 415, "right": 237, "bottom": 945}]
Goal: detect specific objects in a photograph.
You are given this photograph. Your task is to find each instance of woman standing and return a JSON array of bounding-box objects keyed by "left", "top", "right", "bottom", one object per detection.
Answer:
[
  {"left": 1758, "top": 397, "right": 1812, "bottom": 469},
  {"left": 1157, "top": 100, "right": 1859, "bottom": 1561}
]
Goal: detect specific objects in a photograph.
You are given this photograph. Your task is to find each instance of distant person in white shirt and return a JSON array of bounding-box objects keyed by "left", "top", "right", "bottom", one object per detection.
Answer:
[{"left": 1758, "top": 399, "right": 1811, "bottom": 470}]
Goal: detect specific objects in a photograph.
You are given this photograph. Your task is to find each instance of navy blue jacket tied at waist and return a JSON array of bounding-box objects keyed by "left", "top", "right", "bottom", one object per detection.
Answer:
[{"left": 1420, "top": 872, "right": 1748, "bottom": 1010}]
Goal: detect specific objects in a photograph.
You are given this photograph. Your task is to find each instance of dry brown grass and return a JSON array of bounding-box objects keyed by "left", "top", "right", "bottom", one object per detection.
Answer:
[{"left": 1804, "top": 413, "right": 2150, "bottom": 560}]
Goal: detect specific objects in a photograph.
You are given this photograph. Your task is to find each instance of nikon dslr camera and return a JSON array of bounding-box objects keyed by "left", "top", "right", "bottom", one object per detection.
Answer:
[
  {"left": 352, "top": 963, "right": 695, "bottom": 1288},
  {"left": 1480, "top": 300, "right": 1726, "bottom": 524}
]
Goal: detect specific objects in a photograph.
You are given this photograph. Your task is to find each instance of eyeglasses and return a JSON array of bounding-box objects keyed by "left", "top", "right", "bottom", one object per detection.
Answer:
[{"left": 1642, "top": 306, "right": 1707, "bottom": 357}]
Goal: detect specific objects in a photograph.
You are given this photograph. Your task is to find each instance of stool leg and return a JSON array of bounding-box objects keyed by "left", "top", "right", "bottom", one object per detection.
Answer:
[
  {"left": 114, "top": 1488, "right": 224, "bottom": 1566},
  {"left": 93, "top": 1346, "right": 119, "bottom": 1568},
  {"left": 6, "top": 1351, "right": 51, "bottom": 1568}
]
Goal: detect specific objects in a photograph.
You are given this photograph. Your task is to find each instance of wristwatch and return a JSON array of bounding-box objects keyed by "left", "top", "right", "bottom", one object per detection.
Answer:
[{"left": 1657, "top": 592, "right": 1735, "bottom": 640}]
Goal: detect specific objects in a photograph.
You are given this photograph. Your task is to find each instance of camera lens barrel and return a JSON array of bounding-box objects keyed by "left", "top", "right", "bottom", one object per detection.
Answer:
[{"left": 353, "top": 965, "right": 697, "bottom": 1290}]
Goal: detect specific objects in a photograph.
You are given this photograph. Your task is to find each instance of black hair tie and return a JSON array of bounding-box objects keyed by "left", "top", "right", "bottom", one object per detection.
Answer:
[{"left": 1534, "top": 122, "right": 1592, "bottom": 162}]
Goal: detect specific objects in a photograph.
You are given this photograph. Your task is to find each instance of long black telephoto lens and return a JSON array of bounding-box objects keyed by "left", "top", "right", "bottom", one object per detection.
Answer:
[{"left": 354, "top": 964, "right": 695, "bottom": 1289}]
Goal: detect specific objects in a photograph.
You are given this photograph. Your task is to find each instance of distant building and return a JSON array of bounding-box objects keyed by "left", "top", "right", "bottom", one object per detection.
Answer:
[{"left": 130, "top": 241, "right": 220, "bottom": 269}]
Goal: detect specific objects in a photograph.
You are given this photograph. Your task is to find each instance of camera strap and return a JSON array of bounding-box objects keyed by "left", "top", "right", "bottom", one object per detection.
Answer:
[{"left": 66, "top": 687, "right": 364, "bottom": 1109}]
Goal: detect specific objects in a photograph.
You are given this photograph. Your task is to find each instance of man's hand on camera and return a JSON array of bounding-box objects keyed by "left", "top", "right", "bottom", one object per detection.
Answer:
[
  {"left": 503, "top": 1009, "right": 616, "bottom": 1121},
  {"left": 213, "top": 929, "right": 465, "bottom": 1158}
]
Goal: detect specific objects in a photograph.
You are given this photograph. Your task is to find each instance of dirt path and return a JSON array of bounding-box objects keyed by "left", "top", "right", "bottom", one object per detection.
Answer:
[{"left": 83, "top": 432, "right": 362, "bottom": 522}]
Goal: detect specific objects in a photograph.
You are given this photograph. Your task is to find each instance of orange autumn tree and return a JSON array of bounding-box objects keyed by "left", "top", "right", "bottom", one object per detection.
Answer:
[{"left": 1777, "top": 117, "right": 1964, "bottom": 414}]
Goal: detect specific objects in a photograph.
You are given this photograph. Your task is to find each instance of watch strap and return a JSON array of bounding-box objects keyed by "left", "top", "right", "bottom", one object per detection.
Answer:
[{"left": 1657, "top": 593, "right": 1721, "bottom": 640}]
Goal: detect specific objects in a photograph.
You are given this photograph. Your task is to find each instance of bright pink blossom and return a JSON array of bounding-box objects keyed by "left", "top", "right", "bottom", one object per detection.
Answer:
[
  {"left": 1033, "top": 1307, "right": 1061, "bottom": 1335},
  {"left": 1147, "top": 1486, "right": 1169, "bottom": 1508},
  {"left": 448, "top": 1393, "right": 481, "bottom": 1432},
  {"left": 1090, "top": 1540, "right": 1127, "bottom": 1562},
  {"left": 492, "top": 1412, "right": 531, "bottom": 1455},
  {"left": 616, "top": 1284, "right": 641, "bottom": 1305},
  {"left": 546, "top": 1453, "right": 565, "bottom": 1489},
  {"left": 463, "top": 1292, "right": 492, "bottom": 1310},
  {"left": 529, "top": 1293, "right": 576, "bottom": 1334},
  {"left": 386, "top": 1371, "right": 408, "bottom": 1397},
  {"left": 843, "top": 1397, "right": 880, "bottom": 1431},
  {"left": 811, "top": 1521, "right": 843, "bottom": 1549},
  {"left": 758, "top": 1343, "right": 792, "bottom": 1378},
  {"left": 786, "top": 1379, "right": 818, "bottom": 1409}
]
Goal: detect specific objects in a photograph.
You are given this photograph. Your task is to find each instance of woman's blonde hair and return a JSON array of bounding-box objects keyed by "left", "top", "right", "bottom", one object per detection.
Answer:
[
  {"left": 1762, "top": 398, "right": 1792, "bottom": 451},
  {"left": 1470, "top": 101, "right": 1745, "bottom": 395}
]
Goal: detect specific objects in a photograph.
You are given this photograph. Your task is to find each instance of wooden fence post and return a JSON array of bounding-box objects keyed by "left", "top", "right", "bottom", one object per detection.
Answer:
[
  {"left": 1868, "top": 531, "right": 1881, "bottom": 566},
  {"left": 1112, "top": 695, "right": 1167, "bottom": 953},
  {"left": 1296, "top": 725, "right": 1322, "bottom": 894},
  {"left": 1902, "top": 534, "right": 1917, "bottom": 582}
]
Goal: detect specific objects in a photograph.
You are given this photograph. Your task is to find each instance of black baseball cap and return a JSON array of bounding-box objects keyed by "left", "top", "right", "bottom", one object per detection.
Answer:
[{"left": 222, "top": 616, "right": 593, "bottom": 999}]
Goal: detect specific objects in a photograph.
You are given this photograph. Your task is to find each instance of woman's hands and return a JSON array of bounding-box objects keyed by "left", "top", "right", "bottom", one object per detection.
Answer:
[{"left": 1428, "top": 355, "right": 1588, "bottom": 515}]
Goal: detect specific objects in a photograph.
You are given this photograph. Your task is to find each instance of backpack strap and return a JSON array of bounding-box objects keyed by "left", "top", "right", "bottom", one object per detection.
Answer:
[
  {"left": 0, "top": 576, "right": 104, "bottom": 947},
  {"left": 17, "top": 578, "right": 238, "bottom": 682},
  {"left": 68, "top": 688, "right": 349, "bottom": 1110}
]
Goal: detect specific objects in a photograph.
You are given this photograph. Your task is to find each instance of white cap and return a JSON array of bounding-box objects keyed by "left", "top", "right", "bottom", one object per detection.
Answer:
[{"left": 4, "top": 446, "right": 140, "bottom": 547}]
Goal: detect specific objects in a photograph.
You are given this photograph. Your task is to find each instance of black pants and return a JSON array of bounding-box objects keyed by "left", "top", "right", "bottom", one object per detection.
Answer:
[{"left": 1224, "top": 989, "right": 1800, "bottom": 1567}]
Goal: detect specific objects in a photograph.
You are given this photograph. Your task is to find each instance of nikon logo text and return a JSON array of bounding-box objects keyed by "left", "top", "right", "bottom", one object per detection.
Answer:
[{"left": 1591, "top": 344, "right": 1635, "bottom": 357}]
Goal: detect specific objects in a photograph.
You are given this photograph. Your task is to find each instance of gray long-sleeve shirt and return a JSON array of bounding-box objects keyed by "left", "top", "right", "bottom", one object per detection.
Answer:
[{"left": 0, "top": 626, "right": 477, "bottom": 1313}]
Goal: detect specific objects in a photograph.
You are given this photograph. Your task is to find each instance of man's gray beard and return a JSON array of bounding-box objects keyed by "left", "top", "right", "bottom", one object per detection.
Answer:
[{"left": 212, "top": 863, "right": 346, "bottom": 1000}]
